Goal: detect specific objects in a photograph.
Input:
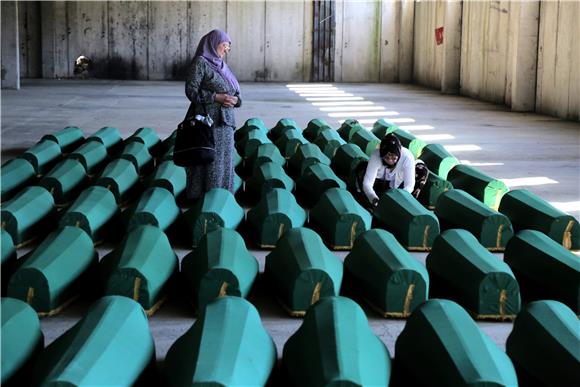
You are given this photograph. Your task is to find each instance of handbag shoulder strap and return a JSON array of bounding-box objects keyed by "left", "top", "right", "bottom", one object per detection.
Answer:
[{"left": 184, "top": 93, "right": 208, "bottom": 120}]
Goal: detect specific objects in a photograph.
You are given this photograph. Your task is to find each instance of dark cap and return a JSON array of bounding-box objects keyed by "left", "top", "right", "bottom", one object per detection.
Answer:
[{"left": 379, "top": 133, "right": 401, "bottom": 158}]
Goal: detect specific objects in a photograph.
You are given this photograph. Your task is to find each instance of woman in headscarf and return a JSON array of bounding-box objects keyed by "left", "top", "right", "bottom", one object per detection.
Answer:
[{"left": 184, "top": 29, "right": 241, "bottom": 200}]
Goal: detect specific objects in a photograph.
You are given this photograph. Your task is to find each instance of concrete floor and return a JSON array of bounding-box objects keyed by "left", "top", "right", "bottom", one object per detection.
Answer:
[{"left": 2, "top": 80, "right": 579, "bottom": 374}]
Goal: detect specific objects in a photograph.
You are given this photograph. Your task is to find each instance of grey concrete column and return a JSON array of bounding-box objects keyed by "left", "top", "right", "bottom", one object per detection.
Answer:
[
  {"left": 1, "top": 1, "right": 20, "bottom": 89},
  {"left": 380, "top": 0, "right": 401, "bottom": 83},
  {"left": 398, "top": 0, "right": 414, "bottom": 83},
  {"left": 441, "top": 1, "right": 462, "bottom": 94}
]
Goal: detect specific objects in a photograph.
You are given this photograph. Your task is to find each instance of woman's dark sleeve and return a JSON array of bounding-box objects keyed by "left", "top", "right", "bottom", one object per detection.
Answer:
[{"left": 185, "top": 57, "right": 215, "bottom": 103}]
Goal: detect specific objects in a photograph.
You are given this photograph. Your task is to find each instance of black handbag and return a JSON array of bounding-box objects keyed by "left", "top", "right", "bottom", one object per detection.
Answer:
[{"left": 173, "top": 101, "right": 215, "bottom": 167}]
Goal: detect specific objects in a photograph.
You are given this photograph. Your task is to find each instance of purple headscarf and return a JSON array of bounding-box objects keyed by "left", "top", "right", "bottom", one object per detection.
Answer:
[{"left": 195, "top": 29, "right": 240, "bottom": 94}]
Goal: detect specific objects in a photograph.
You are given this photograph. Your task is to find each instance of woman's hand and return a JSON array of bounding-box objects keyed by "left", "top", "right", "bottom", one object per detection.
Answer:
[{"left": 215, "top": 93, "right": 238, "bottom": 108}]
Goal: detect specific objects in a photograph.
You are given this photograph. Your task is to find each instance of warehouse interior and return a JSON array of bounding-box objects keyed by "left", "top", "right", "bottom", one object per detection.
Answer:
[{"left": 1, "top": 1, "right": 579, "bottom": 386}]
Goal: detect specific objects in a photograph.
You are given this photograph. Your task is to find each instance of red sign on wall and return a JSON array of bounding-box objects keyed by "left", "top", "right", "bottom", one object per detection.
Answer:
[{"left": 435, "top": 26, "right": 444, "bottom": 45}]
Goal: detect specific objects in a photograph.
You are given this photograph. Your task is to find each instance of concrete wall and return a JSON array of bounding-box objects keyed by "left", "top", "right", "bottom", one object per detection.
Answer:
[{"left": 1, "top": 1, "right": 20, "bottom": 89}]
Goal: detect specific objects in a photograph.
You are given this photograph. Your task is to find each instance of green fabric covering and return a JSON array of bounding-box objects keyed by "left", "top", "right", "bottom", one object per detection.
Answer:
[
  {"left": 1, "top": 158, "right": 36, "bottom": 202},
  {"left": 39, "top": 158, "right": 87, "bottom": 205},
  {"left": 128, "top": 187, "right": 180, "bottom": 232},
  {"left": 68, "top": 140, "right": 108, "bottom": 175},
  {"left": 86, "top": 126, "right": 123, "bottom": 153},
  {"left": 337, "top": 119, "right": 363, "bottom": 141},
  {"left": 244, "top": 142, "right": 285, "bottom": 173},
  {"left": 349, "top": 128, "right": 381, "bottom": 156},
  {"left": 1, "top": 297, "right": 44, "bottom": 385},
  {"left": 295, "top": 163, "right": 346, "bottom": 208},
  {"left": 331, "top": 143, "right": 369, "bottom": 180},
  {"left": 417, "top": 170, "right": 454, "bottom": 209},
  {"left": 499, "top": 189, "right": 580, "bottom": 250},
  {"left": 1, "top": 229, "right": 16, "bottom": 266},
  {"left": 161, "top": 131, "right": 177, "bottom": 153},
  {"left": 283, "top": 296, "right": 391, "bottom": 386},
  {"left": 234, "top": 117, "right": 268, "bottom": 143},
  {"left": 234, "top": 171, "right": 242, "bottom": 194},
  {"left": 447, "top": 164, "right": 509, "bottom": 210},
  {"left": 165, "top": 296, "right": 276, "bottom": 387},
  {"left": 7, "top": 226, "right": 96, "bottom": 314},
  {"left": 313, "top": 128, "right": 346, "bottom": 158},
  {"left": 395, "top": 299, "right": 518, "bottom": 387},
  {"left": 245, "top": 161, "right": 294, "bottom": 201},
  {"left": 100, "top": 225, "right": 177, "bottom": 313},
  {"left": 269, "top": 118, "right": 300, "bottom": 142},
  {"left": 504, "top": 230, "right": 579, "bottom": 314},
  {"left": 287, "top": 143, "right": 331, "bottom": 178},
  {"left": 235, "top": 127, "right": 271, "bottom": 158},
  {"left": 31, "top": 296, "right": 154, "bottom": 386},
  {"left": 275, "top": 129, "right": 308, "bottom": 159},
  {"left": 393, "top": 129, "right": 427, "bottom": 159},
  {"left": 246, "top": 188, "right": 307, "bottom": 248},
  {"left": 149, "top": 160, "right": 186, "bottom": 197},
  {"left": 435, "top": 189, "right": 514, "bottom": 251},
  {"left": 374, "top": 189, "right": 440, "bottom": 250},
  {"left": 371, "top": 118, "right": 399, "bottom": 139},
  {"left": 181, "top": 228, "right": 258, "bottom": 312},
  {"left": 182, "top": 188, "right": 244, "bottom": 248},
  {"left": 427, "top": 229, "right": 521, "bottom": 319},
  {"left": 1, "top": 186, "right": 55, "bottom": 245},
  {"left": 41, "top": 126, "right": 84, "bottom": 153},
  {"left": 265, "top": 228, "right": 342, "bottom": 315},
  {"left": 21, "top": 140, "right": 62, "bottom": 175},
  {"left": 126, "top": 126, "right": 160, "bottom": 151},
  {"left": 119, "top": 141, "right": 153, "bottom": 175},
  {"left": 506, "top": 300, "right": 580, "bottom": 386},
  {"left": 60, "top": 186, "right": 118, "bottom": 241},
  {"left": 344, "top": 229, "right": 429, "bottom": 317},
  {"left": 309, "top": 188, "right": 371, "bottom": 250},
  {"left": 95, "top": 158, "right": 140, "bottom": 203},
  {"left": 233, "top": 147, "right": 242, "bottom": 167},
  {"left": 419, "top": 143, "right": 459, "bottom": 179},
  {"left": 303, "top": 118, "right": 332, "bottom": 142}
]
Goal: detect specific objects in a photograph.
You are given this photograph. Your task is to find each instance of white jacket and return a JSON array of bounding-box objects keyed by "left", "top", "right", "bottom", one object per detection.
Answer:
[{"left": 363, "top": 147, "right": 416, "bottom": 202}]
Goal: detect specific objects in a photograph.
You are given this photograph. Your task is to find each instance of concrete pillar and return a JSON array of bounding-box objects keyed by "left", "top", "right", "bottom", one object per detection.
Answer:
[
  {"left": 1, "top": 1, "right": 20, "bottom": 89},
  {"left": 441, "top": 1, "right": 462, "bottom": 94},
  {"left": 511, "top": 1, "right": 540, "bottom": 112},
  {"left": 399, "top": 0, "right": 414, "bottom": 83},
  {"left": 380, "top": 0, "right": 401, "bottom": 82}
]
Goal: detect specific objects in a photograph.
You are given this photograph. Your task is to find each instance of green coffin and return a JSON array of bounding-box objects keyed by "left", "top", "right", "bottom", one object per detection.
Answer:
[
  {"left": 39, "top": 158, "right": 88, "bottom": 205},
  {"left": 427, "top": 229, "right": 521, "bottom": 319},
  {"left": 349, "top": 128, "right": 380, "bottom": 156},
  {"left": 268, "top": 118, "right": 300, "bottom": 142},
  {"left": 245, "top": 161, "right": 294, "bottom": 201},
  {"left": 149, "top": 160, "right": 186, "bottom": 197},
  {"left": 1, "top": 228, "right": 16, "bottom": 266},
  {"left": 234, "top": 171, "right": 242, "bottom": 194},
  {"left": 303, "top": 118, "right": 332, "bottom": 142},
  {"left": 100, "top": 225, "right": 177, "bottom": 315},
  {"left": 182, "top": 188, "right": 244, "bottom": 248},
  {"left": 181, "top": 228, "right": 258, "bottom": 312},
  {"left": 506, "top": 300, "right": 580, "bottom": 386},
  {"left": 235, "top": 127, "right": 271, "bottom": 159},
  {"left": 41, "top": 126, "right": 84, "bottom": 153},
  {"left": 233, "top": 147, "right": 242, "bottom": 167},
  {"left": 344, "top": 229, "right": 429, "bottom": 317},
  {"left": 1, "top": 297, "right": 43, "bottom": 386},
  {"left": 21, "top": 140, "right": 62, "bottom": 175},
  {"left": 95, "top": 158, "right": 140, "bottom": 204},
  {"left": 119, "top": 141, "right": 153, "bottom": 175},
  {"left": 31, "top": 296, "right": 155, "bottom": 387},
  {"left": 295, "top": 163, "right": 346, "bottom": 208},
  {"left": 309, "top": 188, "right": 371, "bottom": 250},
  {"left": 1, "top": 158, "right": 36, "bottom": 202},
  {"left": 419, "top": 143, "right": 459, "bottom": 180},
  {"left": 287, "top": 143, "right": 331, "bottom": 178},
  {"left": 394, "top": 299, "right": 518, "bottom": 387},
  {"left": 447, "top": 164, "right": 509, "bottom": 210},
  {"left": 7, "top": 226, "right": 96, "bottom": 315},
  {"left": 1, "top": 186, "right": 55, "bottom": 246},
  {"left": 126, "top": 126, "right": 161, "bottom": 152},
  {"left": 265, "top": 228, "right": 343, "bottom": 316},
  {"left": 60, "top": 186, "right": 118, "bottom": 241},
  {"left": 127, "top": 187, "right": 180, "bottom": 232},
  {"left": 275, "top": 129, "right": 308, "bottom": 159},
  {"left": 504, "top": 230, "right": 579, "bottom": 314},
  {"left": 313, "top": 128, "right": 346, "bottom": 158},
  {"left": 283, "top": 296, "right": 391, "bottom": 386},
  {"left": 499, "top": 189, "right": 580, "bottom": 250},
  {"left": 86, "top": 126, "right": 123, "bottom": 154},
  {"left": 246, "top": 188, "right": 307, "bottom": 248},
  {"left": 160, "top": 131, "right": 177, "bottom": 155},
  {"left": 337, "top": 119, "right": 363, "bottom": 141},
  {"left": 371, "top": 118, "right": 399, "bottom": 139},
  {"left": 374, "top": 189, "right": 440, "bottom": 251},
  {"left": 244, "top": 142, "right": 285, "bottom": 174},
  {"left": 393, "top": 129, "right": 427, "bottom": 159},
  {"left": 165, "top": 296, "right": 276, "bottom": 387},
  {"left": 331, "top": 143, "right": 369, "bottom": 180},
  {"left": 68, "top": 140, "right": 108, "bottom": 175},
  {"left": 435, "top": 189, "right": 514, "bottom": 251},
  {"left": 234, "top": 117, "right": 268, "bottom": 143},
  {"left": 417, "top": 170, "right": 454, "bottom": 209}
]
